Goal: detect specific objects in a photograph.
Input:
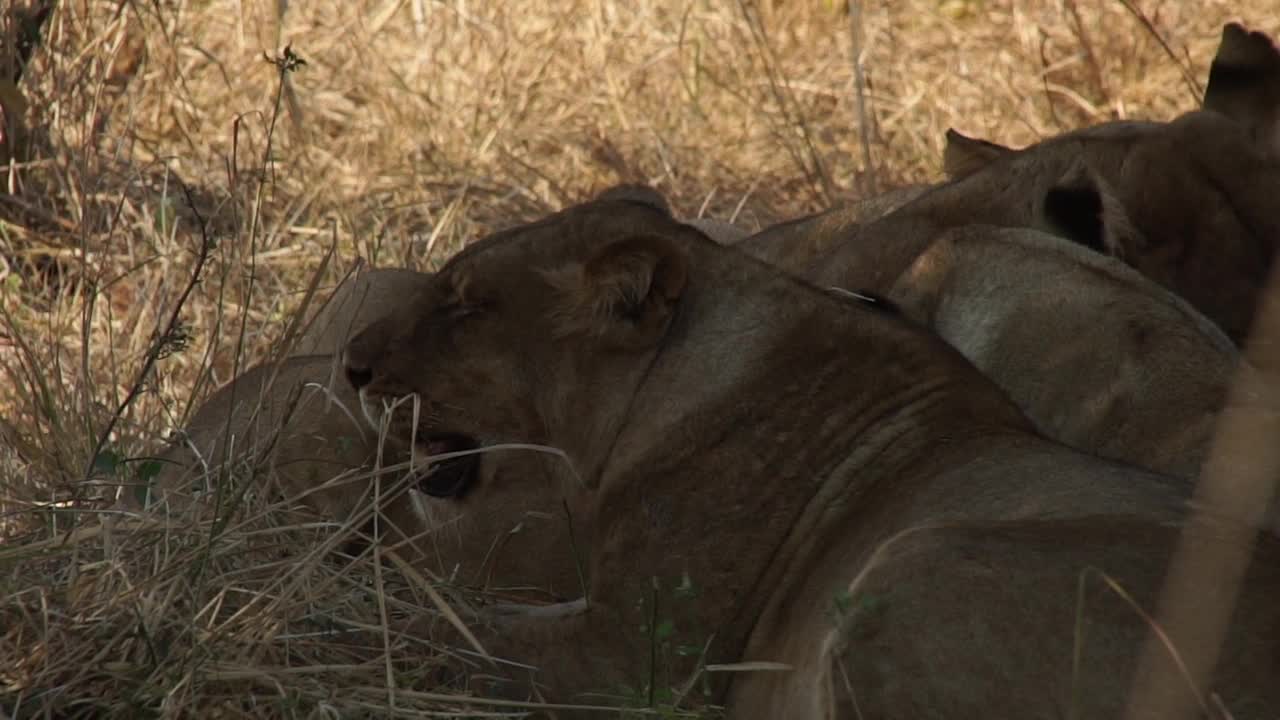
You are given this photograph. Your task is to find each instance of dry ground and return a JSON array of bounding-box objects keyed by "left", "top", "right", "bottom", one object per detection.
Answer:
[{"left": 0, "top": 1, "right": 1274, "bottom": 717}]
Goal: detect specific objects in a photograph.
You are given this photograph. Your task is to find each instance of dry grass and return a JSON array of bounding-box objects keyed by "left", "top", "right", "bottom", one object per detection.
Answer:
[{"left": 0, "top": 0, "right": 1275, "bottom": 717}]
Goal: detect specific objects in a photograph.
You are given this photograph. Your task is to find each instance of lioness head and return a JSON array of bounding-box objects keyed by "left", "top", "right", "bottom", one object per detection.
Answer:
[
  {"left": 343, "top": 186, "right": 699, "bottom": 496},
  {"left": 935, "top": 22, "right": 1280, "bottom": 341},
  {"left": 289, "top": 268, "right": 587, "bottom": 598}
]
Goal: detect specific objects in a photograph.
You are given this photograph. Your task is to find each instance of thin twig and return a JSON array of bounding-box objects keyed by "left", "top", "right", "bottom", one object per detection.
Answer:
[
  {"left": 1123, "top": 258, "right": 1280, "bottom": 720},
  {"left": 1114, "top": 0, "right": 1203, "bottom": 104},
  {"left": 77, "top": 177, "right": 213, "bottom": 493},
  {"left": 847, "top": 0, "right": 876, "bottom": 195},
  {"left": 734, "top": 0, "right": 834, "bottom": 205},
  {"left": 1064, "top": 0, "right": 1110, "bottom": 114}
]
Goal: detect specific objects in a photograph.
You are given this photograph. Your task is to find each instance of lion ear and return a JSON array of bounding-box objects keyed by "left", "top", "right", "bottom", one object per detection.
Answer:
[
  {"left": 592, "top": 184, "right": 673, "bottom": 216},
  {"left": 1204, "top": 23, "right": 1280, "bottom": 154},
  {"left": 943, "top": 129, "right": 1014, "bottom": 179},
  {"left": 1038, "top": 162, "right": 1142, "bottom": 258},
  {"left": 549, "top": 234, "right": 689, "bottom": 350}
]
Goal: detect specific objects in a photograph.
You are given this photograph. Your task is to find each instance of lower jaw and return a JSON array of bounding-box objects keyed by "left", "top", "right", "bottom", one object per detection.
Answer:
[{"left": 414, "top": 434, "right": 481, "bottom": 498}]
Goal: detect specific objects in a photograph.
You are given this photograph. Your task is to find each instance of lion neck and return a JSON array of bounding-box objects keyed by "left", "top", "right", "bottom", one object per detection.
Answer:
[
  {"left": 571, "top": 241, "right": 1032, "bottom": 669},
  {"left": 605, "top": 238, "right": 1031, "bottom": 477}
]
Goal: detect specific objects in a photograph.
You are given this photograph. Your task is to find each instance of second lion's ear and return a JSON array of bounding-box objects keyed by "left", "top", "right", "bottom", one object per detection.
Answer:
[
  {"left": 593, "top": 184, "right": 673, "bottom": 216},
  {"left": 548, "top": 234, "right": 689, "bottom": 350},
  {"left": 943, "top": 129, "right": 1014, "bottom": 179},
  {"left": 1204, "top": 23, "right": 1280, "bottom": 155},
  {"left": 1038, "top": 161, "right": 1141, "bottom": 258}
]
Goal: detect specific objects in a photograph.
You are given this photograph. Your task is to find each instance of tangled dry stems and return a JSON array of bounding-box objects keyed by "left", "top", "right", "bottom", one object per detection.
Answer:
[{"left": 0, "top": 1, "right": 1274, "bottom": 716}]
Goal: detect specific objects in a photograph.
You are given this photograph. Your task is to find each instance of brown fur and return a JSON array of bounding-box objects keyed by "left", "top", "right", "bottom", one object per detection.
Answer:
[
  {"left": 343, "top": 190, "right": 1279, "bottom": 718},
  {"left": 819, "top": 519, "right": 1280, "bottom": 720},
  {"left": 299, "top": 268, "right": 582, "bottom": 597},
  {"left": 888, "top": 225, "right": 1238, "bottom": 482},
  {"left": 740, "top": 23, "right": 1280, "bottom": 343},
  {"left": 328, "top": 227, "right": 1236, "bottom": 486}
]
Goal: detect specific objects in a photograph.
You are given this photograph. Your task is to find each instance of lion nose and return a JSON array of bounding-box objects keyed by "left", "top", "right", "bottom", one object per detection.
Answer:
[
  {"left": 342, "top": 342, "right": 376, "bottom": 390},
  {"left": 345, "top": 361, "right": 374, "bottom": 391},
  {"left": 344, "top": 317, "right": 395, "bottom": 392}
]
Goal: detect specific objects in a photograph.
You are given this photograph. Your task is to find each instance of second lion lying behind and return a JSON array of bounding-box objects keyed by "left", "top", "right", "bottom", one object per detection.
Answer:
[{"left": 887, "top": 225, "right": 1238, "bottom": 481}]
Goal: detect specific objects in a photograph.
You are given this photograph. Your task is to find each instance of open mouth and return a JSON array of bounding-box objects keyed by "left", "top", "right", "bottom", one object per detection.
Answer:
[{"left": 415, "top": 432, "right": 481, "bottom": 499}]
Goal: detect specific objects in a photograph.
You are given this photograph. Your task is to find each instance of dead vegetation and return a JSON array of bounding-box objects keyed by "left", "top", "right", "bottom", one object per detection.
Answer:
[{"left": 0, "top": 0, "right": 1274, "bottom": 717}]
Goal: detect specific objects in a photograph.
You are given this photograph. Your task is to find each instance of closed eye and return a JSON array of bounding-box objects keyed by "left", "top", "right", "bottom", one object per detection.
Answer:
[
  {"left": 447, "top": 303, "right": 480, "bottom": 319},
  {"left": 444, "top": 297, "right": 495, "bottom": 319},
  {"left": 438, "top": 270, "right": 496, "bottom": 318}
]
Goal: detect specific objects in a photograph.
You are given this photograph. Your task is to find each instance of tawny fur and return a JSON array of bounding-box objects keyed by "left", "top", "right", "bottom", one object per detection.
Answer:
[{"left": 887, "top": 225, "right": 1239, "bottom": 484}]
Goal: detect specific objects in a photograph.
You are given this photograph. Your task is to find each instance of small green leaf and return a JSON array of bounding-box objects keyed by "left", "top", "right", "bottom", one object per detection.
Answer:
[
  {"left": 132, "top": 482, "right": 151, "bottom": 508},
  {"left": 153, "top": 196, "right": 176, "bottom": 236},
  {"left": 675, "top": 643, "right": 702, "bottom": 657},
  {"left": 136, "top": 459, "right": 163, "bottom": 484},
  {"left": 832, "top": 588, "right": 854, "bottom": 615},
  {"left": 674, "top": 571, "right": 698, "bottom": 600},
  {"left": 857, "top": 593, "right": 886, "bottom": 613},
  {"left": 92, "top": 450, "right": 122, "bottom": 477}
]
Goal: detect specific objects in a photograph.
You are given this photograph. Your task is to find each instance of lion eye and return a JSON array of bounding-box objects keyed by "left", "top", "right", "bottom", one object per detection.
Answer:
[
  {"left": 447, "top": 301, "right": 482, "bottom": 318},
  {"left": 443, "top": 291, "right": 492, "bottom": 318},
  {"left": 438, "top": 271, "right": 494, "bottom": 318}
]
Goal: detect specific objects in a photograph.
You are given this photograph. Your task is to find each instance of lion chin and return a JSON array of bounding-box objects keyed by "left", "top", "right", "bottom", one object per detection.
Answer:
[{"left": 354, "top": 389, "right": 482, "bottom": 500}]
